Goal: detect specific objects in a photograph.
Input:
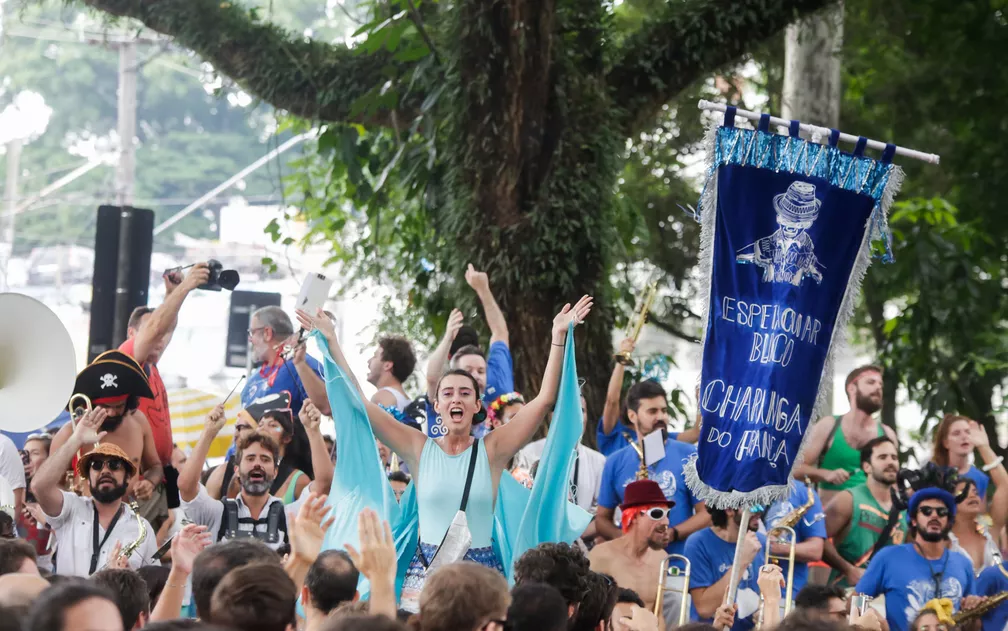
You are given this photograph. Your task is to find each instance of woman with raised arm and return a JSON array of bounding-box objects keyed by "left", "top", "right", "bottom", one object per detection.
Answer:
[{"left": 296, "top": 295, "right": 592, "bottom": 601}]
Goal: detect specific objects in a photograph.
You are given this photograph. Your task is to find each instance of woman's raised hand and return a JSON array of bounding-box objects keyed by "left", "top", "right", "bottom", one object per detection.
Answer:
[
  {"left": 552, "top": 295, "right": 594, "bottom": 341},
  {"left": 295, "top": 308, "right": 337, "bottom": 340}
]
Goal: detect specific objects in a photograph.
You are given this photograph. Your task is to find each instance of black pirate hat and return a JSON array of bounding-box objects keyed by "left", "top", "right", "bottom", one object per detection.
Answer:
[
  {"left": 67, "top": 350, "right": 154, "bottom": 410},
  {"left": 238, "top": 390, "right": 293, "bottom": 433}
]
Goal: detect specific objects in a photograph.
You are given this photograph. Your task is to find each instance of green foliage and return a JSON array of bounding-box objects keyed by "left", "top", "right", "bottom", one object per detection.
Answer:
[{"left": 865, "top": 198, "right": 1007, "bottom": 432}]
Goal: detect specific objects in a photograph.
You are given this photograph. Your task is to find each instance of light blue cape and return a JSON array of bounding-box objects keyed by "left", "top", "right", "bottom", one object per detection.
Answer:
[{"left": 314, "top": 324, "right": 592, "bottom": 599}]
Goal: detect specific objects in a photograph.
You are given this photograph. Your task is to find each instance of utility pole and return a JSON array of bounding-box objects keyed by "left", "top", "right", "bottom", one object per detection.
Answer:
[
  {"left": 111, "top": 39, "right": 139, "bottom": 344},
  {"left": 1, "top": 138, "right": 23, "bottom": 290}
]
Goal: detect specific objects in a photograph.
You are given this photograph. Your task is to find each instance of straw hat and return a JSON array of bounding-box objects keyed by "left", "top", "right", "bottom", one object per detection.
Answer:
[{"left": 76, "top": 442, "right": 137, "bottom": 478}]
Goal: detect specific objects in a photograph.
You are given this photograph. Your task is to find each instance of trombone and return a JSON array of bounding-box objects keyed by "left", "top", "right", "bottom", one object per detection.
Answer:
[
  {"left": 69, "top": 393, "right": 93, "bottom": 425},
  {"left": 614, "top": 280, "right": 658, "bottom": 366},
  {"left": 757, "top": 525, "right": 796, "bottom": 628},
  {"left": 654, "top": 553, "right": 691, "bottom": 627}
]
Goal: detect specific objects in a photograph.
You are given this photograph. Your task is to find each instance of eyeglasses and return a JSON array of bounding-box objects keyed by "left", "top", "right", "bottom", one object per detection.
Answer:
[
  {"left": 918, "top": 506, "right": 949, "bottom": 518},
  {"left": 642, "top": 507, "right": 670, "bottom": 520},
  {"left": 25, "top": 432, "right": 51, "bottom": 442},
  {"left": 89, "top": 458, "right": 125, "bottom": 472},
  {"left": 247, "top": 327, "right": 265, "bottom": 338}
]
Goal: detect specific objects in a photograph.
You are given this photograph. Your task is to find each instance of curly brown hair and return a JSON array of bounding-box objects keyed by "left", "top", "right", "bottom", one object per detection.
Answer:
[{"left": 513, "top": 542, "right": 591, "bottom": 608}]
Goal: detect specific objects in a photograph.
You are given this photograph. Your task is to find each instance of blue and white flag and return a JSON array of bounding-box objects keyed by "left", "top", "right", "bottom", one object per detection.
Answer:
[{"left": 683, "top": 108, "right": 904, "bottom": 508}]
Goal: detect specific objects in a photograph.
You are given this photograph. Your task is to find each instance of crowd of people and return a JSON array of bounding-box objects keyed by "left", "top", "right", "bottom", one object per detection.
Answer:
[{"left": 0, "top": 262, "right": 1006, "bottom": 631}]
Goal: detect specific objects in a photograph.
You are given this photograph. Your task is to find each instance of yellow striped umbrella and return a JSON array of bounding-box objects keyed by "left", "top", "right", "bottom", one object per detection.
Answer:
[{"left": 168, "top": 388, "right": 243, "bottom": 459}]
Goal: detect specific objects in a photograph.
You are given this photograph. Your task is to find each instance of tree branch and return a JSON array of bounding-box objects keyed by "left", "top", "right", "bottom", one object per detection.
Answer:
[
  {"left": 607, "top": 0, "right": 836, "bottom": 133},
  {"left": 79, "top": 0, "right": 416, "bottom": 124},
  {"left": 648, "top": 315, "right": 701, "bottom": 344}
]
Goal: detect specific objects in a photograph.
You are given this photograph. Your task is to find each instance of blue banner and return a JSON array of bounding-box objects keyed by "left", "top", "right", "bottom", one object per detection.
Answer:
[{"left": 684, "top": 109, "right": 903, "bottom": 507}]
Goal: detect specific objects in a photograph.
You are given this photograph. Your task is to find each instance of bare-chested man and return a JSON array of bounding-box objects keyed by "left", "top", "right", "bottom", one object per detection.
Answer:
[
  {"left": 589, "top": 479, "right": 673, "bottom": 617},
  {"left": 793, "top": 365, "right": 897, "bottom": 506},
  {"left": 50, "top": 351, "right": 163, "bottom": 498}
]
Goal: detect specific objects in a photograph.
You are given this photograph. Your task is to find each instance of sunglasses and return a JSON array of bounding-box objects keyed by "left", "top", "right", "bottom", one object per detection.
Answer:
[
  {"left": 89, "top": 458, "right": 125, "bottom": 472},
  {"left": 25, "top": 432, "right": 52, "bottom": 442},
  {"left": 642, "top": 507, "right": 670, "bottom": 520},
  {"left": 918, "top": 506, "right": 949, "bottom": 518}
]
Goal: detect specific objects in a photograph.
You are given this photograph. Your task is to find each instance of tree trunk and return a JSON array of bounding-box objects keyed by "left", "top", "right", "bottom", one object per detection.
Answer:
[{"left": 781, "top": 1, "right": 844, "bottom": 128}]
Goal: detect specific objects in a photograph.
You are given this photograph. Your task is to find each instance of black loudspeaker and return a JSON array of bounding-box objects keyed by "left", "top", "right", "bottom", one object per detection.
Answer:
[
  {"left": 226, "top": 290, "right": 282, "bottom": 369},
  {"left": 88, "top": 205, "right": 155, "bottom": 363}
]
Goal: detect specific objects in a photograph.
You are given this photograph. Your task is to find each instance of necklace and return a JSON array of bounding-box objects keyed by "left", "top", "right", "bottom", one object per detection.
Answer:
[{"left": 914, "top": 542, "right": 950, "bottom": 597}]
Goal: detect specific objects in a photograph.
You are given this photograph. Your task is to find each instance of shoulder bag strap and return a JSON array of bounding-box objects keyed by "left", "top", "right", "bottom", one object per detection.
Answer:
[
  {"left": 420, "top": 438, "right": 481, "bottom": 570},
  {"left": 218, "top": 499, "right": 238, "bottom": 541},
  {"left": 89, "top": 503, "right": 125, "bottom": 574},
  {"left": 819, "top": 415, "right": 843, "bottom": 466},
  {"left": 459, "top": 438, "right": 481, "bottom": 512}
]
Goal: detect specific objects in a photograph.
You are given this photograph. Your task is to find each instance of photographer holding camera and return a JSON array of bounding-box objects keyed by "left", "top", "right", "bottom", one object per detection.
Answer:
[{"left": 119, "top": 261, "right": 211, "bottom": 528}]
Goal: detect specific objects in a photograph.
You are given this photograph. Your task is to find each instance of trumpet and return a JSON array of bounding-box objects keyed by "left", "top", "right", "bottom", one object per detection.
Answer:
[
  {"left": 69, "top": 393, "right": 93, "bottom": 425},
  {"left": 654, "top": 553, "right": 691, "bottom": 627},
  {"left": 614, "top": 280, "right": 658, "bottom": 366},
  {"left": 757, "top": 525, "right": 797, "bottom": 628}
]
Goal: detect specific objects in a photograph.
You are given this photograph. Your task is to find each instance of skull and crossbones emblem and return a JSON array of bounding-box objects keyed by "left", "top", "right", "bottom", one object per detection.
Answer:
[{"left": 99, "top": 373, "right": 118, "bottom": 389}]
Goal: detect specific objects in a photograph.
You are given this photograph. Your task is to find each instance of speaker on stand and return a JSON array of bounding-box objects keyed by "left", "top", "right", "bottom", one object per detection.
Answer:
[{"left": 87, "top": 205, "right": 154, "bottom": 363}]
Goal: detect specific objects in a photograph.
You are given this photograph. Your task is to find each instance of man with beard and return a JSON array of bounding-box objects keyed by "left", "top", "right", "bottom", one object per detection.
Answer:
[
  {"left": 823, "top": 436, "right": 907, "bottom": 588},
  {"left": 684, "top": 506, "right": 765, "bottom": 631},
  {"left": 31, "top": 407, "right": 158, "bottom": 576},
  {"left": 178, "top": 399, "right": 333, "bottom": 551},
  {"left": 794, "top": 365, "right": 898, "bottom": 505},
  {"left": 49, "top": 351, "right": 163, "bottom": 501},
  {"left": 588, "top": 480, "right": 674, "bottom": 618},
  {"left": 596, "top": 380, "right": 710, "bottom": 549},
  {"left": 855, "top": 467, "right": 982, "bottom": 631}
]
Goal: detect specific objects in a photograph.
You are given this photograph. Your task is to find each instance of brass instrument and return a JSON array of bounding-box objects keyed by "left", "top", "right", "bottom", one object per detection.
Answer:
[
  {"left": 628, "top": 438, "right": 649, "bottom": 480},
  {"left": 614, "top": 280, "right": 658, "bottom": 366},
  {"left": 102, "top": 501, "right": 147, "bottom": 570},
  {"left": 953, "top": 591, "right": 1008, "bottom": 624},
  {"left": 757, "top": 525, "right": 797, "bottom": 628},
  {"left": 66, "top": 393, "right": 96, "bottom": 495},
  {"left": 654, "top": 553, "right": 691, "bottom": 627},
  {"left": 774, "top": 479, "right": 816, "bottom": 529}
]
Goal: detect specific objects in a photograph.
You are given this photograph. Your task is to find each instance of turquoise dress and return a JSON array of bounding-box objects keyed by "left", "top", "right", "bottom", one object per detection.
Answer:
[
  {"left": 401, "top": 439, "right": 505, "bottom": 595},
  {"left": 315, "top": 325, "right": 591, "bottom": 600}
]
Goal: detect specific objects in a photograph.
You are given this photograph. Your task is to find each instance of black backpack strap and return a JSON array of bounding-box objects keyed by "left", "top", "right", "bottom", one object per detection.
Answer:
[
  {"left": 218, "top": 499, "right": 239, "bottom": 541},
  {"left": 265, "top": 500, "right": 286, "bottom": 544},
  {"left": 459, "top": 438, "right": 480, "bottom": 512}
]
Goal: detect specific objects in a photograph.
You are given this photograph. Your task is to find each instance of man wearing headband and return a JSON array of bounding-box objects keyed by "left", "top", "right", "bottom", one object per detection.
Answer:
[
  {"left": 855, "top": 465, "right": 982, "bottom": 631},
  {"left": 588, "top": 480, "right": 675, "bottom": 617},
  {"left": 49, "top": 351, "right": 163, "bottom": 504},
  {"left": 795, "top": 365, "right": 898, "bottom": 505},
  {"left": 31, "top": 408, "right": 158, "bottom": 575}
]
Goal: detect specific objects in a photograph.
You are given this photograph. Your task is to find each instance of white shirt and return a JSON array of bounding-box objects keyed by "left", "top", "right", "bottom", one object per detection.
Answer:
[
  {"left": 0, "top": 434, "right": 26, "bottom": 492},
  {"left": 46, "top": 491, "right": 159, "bottom": 576},
  {"left": 514, "top": 440, "right": 606, "bottom": 511},
  {"left": 378, "top": 386, "right": 412, "bottom": 412}
]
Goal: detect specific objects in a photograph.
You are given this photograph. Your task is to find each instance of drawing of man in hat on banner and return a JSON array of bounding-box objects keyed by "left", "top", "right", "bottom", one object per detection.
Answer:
[{"left": 737, "top": 181, "right": 825, "bottom": 287}]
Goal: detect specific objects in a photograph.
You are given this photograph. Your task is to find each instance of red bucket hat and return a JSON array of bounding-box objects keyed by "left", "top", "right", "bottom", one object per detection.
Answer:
[{"left": 620, "top": 479, "right": 675, "bottom": 511}]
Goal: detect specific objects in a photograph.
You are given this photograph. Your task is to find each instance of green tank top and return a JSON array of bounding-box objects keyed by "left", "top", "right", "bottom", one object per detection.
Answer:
[
  {"left": 818, "top": 416, "right": 884, "bottom": 491},
  {"left": 283, "top": 470, "right": 305, "bottom": 504},
  {"left": 828, "top": 483, "right": 906, "bottom": 587}
]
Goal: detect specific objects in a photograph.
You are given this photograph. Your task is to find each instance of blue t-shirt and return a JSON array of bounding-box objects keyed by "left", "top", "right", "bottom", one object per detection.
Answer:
[
  {"left": 762, "top": 479, "right": 827, "bottom": 594},
  {"left": 596, "top": 418, "right": 679, "bottom": 457},
  {"left": 598, "top": 438, "right": 699, "bottom": 555},
  {"left": 685, "top": 528, "right": 767, "bottom": 631},
  {"left": 425, "top": 341, "right": 514, "bottom": 438},
  {"left": 242, "top": 357, "right": 323, "bottom": 416},
  {"left": 962, "top": 465, "right": 991, "bottom": 499},
  {"left": 856, "top": 544, "right": 976, "bottom": 631},
  {"left": 974, "top": 562, "right": 1008, "bottom": 631}
]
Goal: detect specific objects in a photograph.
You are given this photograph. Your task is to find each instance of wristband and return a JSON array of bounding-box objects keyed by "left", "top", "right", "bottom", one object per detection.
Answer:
[
  {"left": 983, "top": 456, "right": 1004, "bottom": 472},
  {"left": 672, "top": 527, "right": 680, "bottom": 543}
]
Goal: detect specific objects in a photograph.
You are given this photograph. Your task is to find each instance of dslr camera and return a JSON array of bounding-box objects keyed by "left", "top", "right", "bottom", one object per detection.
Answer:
[{"left": 164, "top": 259, "right": 240, "bottom": 292}]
